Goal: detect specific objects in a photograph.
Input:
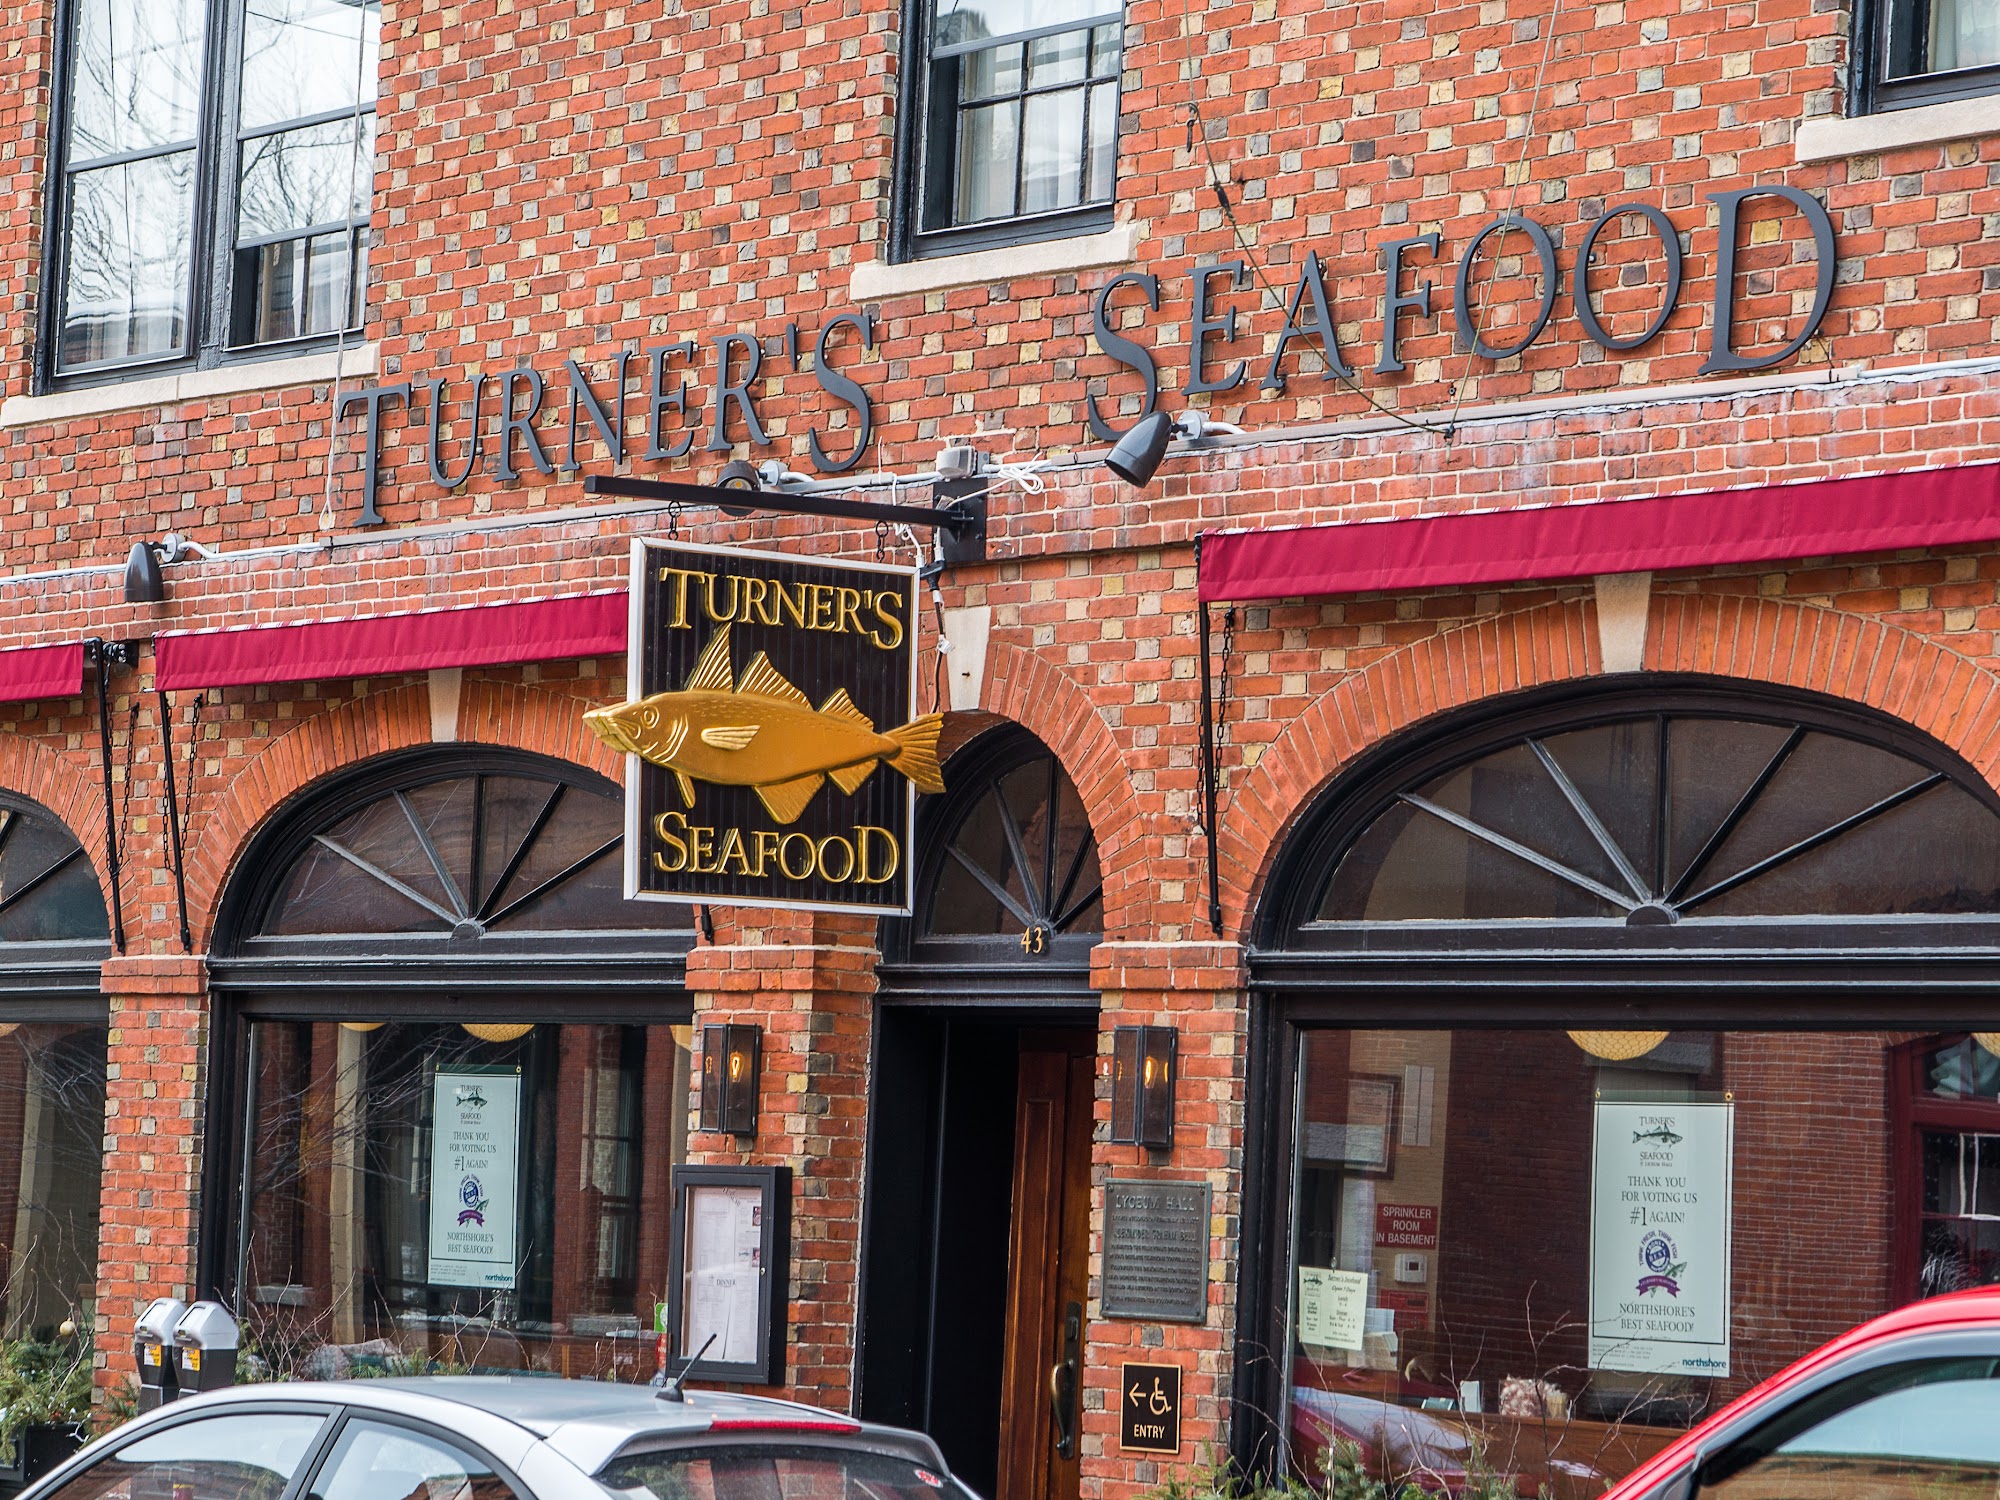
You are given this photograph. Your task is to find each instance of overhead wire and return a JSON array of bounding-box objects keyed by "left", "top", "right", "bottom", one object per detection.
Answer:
[{"left": 1172, "top": 0, "right": 1570, "bottom": 444}]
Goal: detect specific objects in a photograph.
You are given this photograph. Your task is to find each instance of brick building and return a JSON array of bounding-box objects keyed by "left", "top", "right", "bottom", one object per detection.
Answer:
[{"left": 0, "top": 0, "right": 1995, "bottom": 1495}]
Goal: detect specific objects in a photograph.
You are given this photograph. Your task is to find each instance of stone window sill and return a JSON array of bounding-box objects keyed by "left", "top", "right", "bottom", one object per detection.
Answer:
[
  {"left": 0, "top": 342, "right": 379, "bottom": 429},
  {"left": 849, "top": 222, "right": 1145, "bottom": 301},
  {"left": 1794, "top": 96, "right": 1997, "bottom": 162}
]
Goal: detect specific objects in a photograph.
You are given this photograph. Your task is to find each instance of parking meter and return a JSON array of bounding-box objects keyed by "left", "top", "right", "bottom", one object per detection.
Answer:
[
  {"left": 133, "top": 1298, "right": 187, "bottom": 1411},
  {"left": 171, "top": 1301, "right": 241, "bottom": 1395}
]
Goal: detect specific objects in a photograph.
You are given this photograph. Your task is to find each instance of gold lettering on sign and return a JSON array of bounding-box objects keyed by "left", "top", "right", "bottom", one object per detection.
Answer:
[
  {"left": 652, "top": 811, "right": 902, "bottom": 885},
  {"left": 654, "top": 566, "right": 908, "bottom": 650}
]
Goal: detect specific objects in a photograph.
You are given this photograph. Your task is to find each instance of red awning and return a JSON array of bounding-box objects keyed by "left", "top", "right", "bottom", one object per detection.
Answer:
[
  {"left": 155, "top": 590, "right": 629, "bottom": 691},
  {"left": 1199, "top": 461, "right": 2000, "bottom": 603},
  {"left": 0, "top": 643, "right": 84, "bottom": 703}
]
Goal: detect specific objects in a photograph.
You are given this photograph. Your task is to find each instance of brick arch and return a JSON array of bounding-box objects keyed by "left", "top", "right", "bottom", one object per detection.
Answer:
[
  {"left": 0, "top": 734, "right": 114, "bottom": 916},
  {"left": 181, "top": 677, "right": 621, "bottom": 949},
  {"left": 979, "top": 640, "right": 1147, "bottom": 939},
  {"left": 1219, "top": 592, "right": 2000, "bottom": 942}
]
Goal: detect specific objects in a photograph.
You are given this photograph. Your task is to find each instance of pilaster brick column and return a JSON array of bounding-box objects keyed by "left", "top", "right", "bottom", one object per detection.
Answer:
[
  {"left": 684, "top": 912, "right": 879, "bottom": 1410},
  {"left": 93, "top": 955, "right": 209, "bottom": 1400},
  {"left": 1084, "top": 942, "right": 1249, "bottom": 1497}
]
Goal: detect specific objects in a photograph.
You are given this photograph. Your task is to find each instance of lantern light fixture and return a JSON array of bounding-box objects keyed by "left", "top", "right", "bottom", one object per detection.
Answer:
[
  {"left": 1110, "top": 1025, "right": 1178, "bottom": 1151},
  {"left": 700, "top": 1023, "right": 761, "bottom": 1136},
  {"left": 463, "top": 1022, "right": 534, "bottom": 1043}
]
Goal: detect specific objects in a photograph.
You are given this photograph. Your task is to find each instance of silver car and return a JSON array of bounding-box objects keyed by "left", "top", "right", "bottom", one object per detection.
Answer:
[{"left": 20, "top": 1378, "right": 976, "bottom": 1500}]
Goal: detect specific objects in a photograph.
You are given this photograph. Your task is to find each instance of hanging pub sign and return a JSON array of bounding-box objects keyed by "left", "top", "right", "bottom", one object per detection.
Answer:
[{"left": 588, "top": 538, "right": 941, "bottom": 915}]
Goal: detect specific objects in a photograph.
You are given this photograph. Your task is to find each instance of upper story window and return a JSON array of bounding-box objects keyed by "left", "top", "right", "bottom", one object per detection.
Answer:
[
  {"left": 1856, "top": 0, "right": 2000, "bottom": 111},
  {"left": 51, "top": 0, "right": 378, "bottom": 380},
  {"left": 898, "top": 0, "right": 1122, "bottom": 260}
]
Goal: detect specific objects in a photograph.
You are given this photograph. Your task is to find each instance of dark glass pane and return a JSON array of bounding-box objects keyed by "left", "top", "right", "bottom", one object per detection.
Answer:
[
  {"left": 237, "top": 113, "right": 375, "bottom": 242},
  {"left": 1021, "top": 88, "right": 1087, "bottom": 213},
  {"left": 237, "top": 1021, "right": 683, "bottom": 1381},
  {"left": 1692, "top": 731, "right": 1932, "bottom": 896},
  {"left": 0, "top": 1026, "right": 107, "bottom": 1335},
  {"left": 65, "top": 0, "right": 207, "bottom": 161},
  {"left": 1538, "top": 720, "right": 1660, "bottom": 895},
  {"left": 1084, "top": 81, "right": 1117, "bottom": 202},
  {"left": 487, "top": 787, "right": 622, "bottom": 926},
  {"left": 60, "top": 152, "right": 196, "bottom": 369},
  {"left": 1663, "top": 717, "right": 1795, "bottom": 892},
  {"left": 0, "top": 808, "right": 109, "bottom": 943},
  {"left": 47, "top": 1413, "right": 327, "bottom": 1500},
  {"left": 923, "top": 750, "right": 1101, "bottom": 937},
  {"left": 306, "top": 1419, "right": 508, "bottom": 1500},
  {"left": 1318, "top": 797, "right": 1621, "bottom": 921},
  {"left": 1885, "top": 0, "right": 2000, "bottom": 76},
  {"left": 934, "top": 0, "right": 1110, "bottom": 48},
  {"left": 263, "top": 838, "right": 443, "bottom": 935},
  {"left": 317, "top": 794, "right": 456, "bottom": 916},
  {"left": 954, "top": 101, "right": 1020, "bottom": 222},
  {"left": 1415, "top": 744, "right": 1632, "bottom": 896},
  {"left": 958, "top": 42, "right": 1023, "bottom": 101},
  {"left": 240, "top": 0, "right": 381, "bottom": 131},
  {"left": 233, "top": 228, "right": 364, "bottom": 345},
  {"left": 1926, "top": 1037, "right": 2000, "bottom": 1100},
  {"left": 473, "top": 777, "right": 564, "bottom": 912},
  {"left": 1920, "top": 1216, "right": 2000, "bottom": 1298},
  {"left": 1697, "top": 781, "right": 2000, "bottom": 916}
]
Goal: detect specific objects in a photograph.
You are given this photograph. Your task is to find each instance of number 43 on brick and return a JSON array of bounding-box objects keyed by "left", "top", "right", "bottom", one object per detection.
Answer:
[{"left": 589, "top": 538, "right": 944, "bottom": 916}]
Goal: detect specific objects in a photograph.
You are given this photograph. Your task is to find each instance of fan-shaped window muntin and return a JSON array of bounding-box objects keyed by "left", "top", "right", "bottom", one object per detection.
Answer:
[
  {"left": 921, "top": 743, "right": 1103, "bottom": 945},
  {"left": 238, "top": 754, "right": 689, "bottom": 947},
  {"left": 1310, "top": 706, "right": 2000, "bottom": 928},
  {"left": 0, "top": 797, "right": 108, "bottom": 948}
]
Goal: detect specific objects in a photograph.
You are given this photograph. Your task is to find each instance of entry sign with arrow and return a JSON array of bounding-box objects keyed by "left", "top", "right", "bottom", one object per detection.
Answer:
[{"left": 1119, "top": 1362, "right": 1182, "bottom": 1454}]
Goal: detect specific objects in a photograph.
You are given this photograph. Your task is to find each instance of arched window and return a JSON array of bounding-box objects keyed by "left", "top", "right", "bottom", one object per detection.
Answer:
[
  {"left": 0, "top": 794, "right": 108, "bottom": 950},
  {"left": 899, "top": 728, "right": 1102, "bottom": 967},
  {"left": 1260, "top": 682, "right": 2000, "bottom": 980},
  {"left": 216, "top": 748, "right": 691, "bottom": 993}
]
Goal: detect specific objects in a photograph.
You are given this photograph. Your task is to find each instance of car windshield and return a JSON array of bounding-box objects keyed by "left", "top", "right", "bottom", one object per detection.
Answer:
[{"left": 597, "top": 1443, "right": 962, "bottom": 1500}]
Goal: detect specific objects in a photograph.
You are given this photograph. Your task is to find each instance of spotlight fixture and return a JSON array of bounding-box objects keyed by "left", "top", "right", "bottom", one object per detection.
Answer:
[
  {"left": 122, "top": 533, "right": 220, "bottom": 605},
  {"left": 1104, "top": 411, "right": 1248, "bottom": 488},
  {"left": 1105, "top": 411, "right": 1174, "bottom": 488},
  {"left": 715, "top": 458, "right": 762, "bottom": 517}
]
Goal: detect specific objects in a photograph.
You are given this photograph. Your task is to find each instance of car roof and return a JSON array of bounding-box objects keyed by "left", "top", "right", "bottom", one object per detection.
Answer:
[{"left": 174, "top": 1378, "right": 945, "bottom": 1477}]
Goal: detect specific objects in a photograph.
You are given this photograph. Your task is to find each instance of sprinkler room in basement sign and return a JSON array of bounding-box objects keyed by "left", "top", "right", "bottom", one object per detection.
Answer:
[{"left": 589, "top": 538, "right": 942, "bottom": 916}]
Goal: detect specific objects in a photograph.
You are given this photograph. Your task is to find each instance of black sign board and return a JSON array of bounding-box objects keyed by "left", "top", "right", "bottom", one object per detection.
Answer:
[
  {"left": 598, "top": 539, "right": 934, "bottom": 915},
  {"left": 1119, "top": 1362, "right": 1183, "bottom": 1454},
  {"left": 1101, "top": 1179, "right": 1210, "bottom": 1323}
]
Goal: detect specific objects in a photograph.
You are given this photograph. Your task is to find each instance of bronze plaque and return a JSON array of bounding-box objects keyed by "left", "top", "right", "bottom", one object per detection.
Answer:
[
  {"left": 1101, "top": 1179, "right": 1209, "bottom": 1323},
  {"left": 1119, "top": 1362, "right": 1183, "bottom": 1454}
]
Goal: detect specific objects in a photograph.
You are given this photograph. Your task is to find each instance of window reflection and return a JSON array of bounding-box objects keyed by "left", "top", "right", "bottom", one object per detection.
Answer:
[
  {"left": 0, "top": 1025, "right": 107, "bottom": 1337},
  {"left": 66, "top": 0, "right": 207, "bottom": 160},
  {"left": 233, "top": 1020, "right": 687, "bottom": 1381}
]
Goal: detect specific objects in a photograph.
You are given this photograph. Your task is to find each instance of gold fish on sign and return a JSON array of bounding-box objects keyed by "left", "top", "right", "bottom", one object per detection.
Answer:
[{"left": 585, "top": 625, "right": 945, "bottom": 824}]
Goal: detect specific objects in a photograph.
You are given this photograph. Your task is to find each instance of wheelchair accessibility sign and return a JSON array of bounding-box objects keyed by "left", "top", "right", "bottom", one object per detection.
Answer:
[{"left": 1119, "top": 1362, "right": 1182, "bottom": 1454}]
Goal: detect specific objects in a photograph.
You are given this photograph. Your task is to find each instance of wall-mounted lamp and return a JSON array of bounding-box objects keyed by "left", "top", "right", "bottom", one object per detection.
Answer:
[
  {"left": 123, "top": 533, "right": 220, "bottom": 605},
  {"left": 699, "top": 1023, "right": 761, "bottom": 1135},
  {"left": 1105, "top": 412, "right": 1248, "bottom": 488},
  {"left": 1110, "top": 1024, "right": 1178, "bottom": 1150}
]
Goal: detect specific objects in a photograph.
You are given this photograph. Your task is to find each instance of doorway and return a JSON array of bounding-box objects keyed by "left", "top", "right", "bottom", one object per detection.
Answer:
[{"left": 860, "top": 1012, "right": 1095, "bottom": 1500}]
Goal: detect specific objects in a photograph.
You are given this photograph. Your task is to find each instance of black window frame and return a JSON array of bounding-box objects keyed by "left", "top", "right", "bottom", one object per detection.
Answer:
[
  {"left": 39, "top": 0, "right": 378, "bottom": 391},
  {"left": 891, "top": 0, "right": 1124, "bottom": 263},
  {"left": 1850, "top": 0, "right": 2000, "bottom": 114}
]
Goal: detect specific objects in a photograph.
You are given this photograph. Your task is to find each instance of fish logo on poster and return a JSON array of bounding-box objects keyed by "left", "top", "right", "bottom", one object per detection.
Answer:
[{"left": 589, "top": 539, "right": 944, "bottom": 916}]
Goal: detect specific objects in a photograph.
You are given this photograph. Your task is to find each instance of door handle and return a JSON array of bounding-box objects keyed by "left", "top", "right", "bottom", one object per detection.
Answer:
[{"left": 1049, "top": 1300, "right": 1082, "bottom": 1459}]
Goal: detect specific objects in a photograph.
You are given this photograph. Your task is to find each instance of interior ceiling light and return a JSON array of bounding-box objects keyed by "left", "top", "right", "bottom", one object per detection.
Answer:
[
  {"left": 463, "top": 1022, "right": 535, "bottom": 1043},
  {"left": 1568, "top": 1030, "right": 1670, "bottom": 1061}
]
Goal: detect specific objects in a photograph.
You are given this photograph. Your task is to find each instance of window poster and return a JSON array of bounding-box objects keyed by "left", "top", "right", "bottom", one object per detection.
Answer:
[
  {"left": 428, "top": 1068, "right": 523, "bottom": 1290},
  {"left": 1297, "top": 1266, "right": 1370, "bottom": 1351},
  {"left": 681, "top": 1183, "right": 766, "bottom": 1363},
  {"left": 1588, "top": 1098, "right": 1734, "bottom": 1377}
]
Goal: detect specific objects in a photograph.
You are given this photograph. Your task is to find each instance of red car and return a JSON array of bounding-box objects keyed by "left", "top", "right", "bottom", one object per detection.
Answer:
[{"left": 1604, "top": 1287, "right": 2000, "bottom": 1500}]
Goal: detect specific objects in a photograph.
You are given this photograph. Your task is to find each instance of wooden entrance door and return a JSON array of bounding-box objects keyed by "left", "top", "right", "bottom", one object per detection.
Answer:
[{"left": 996, "top": 1041, "right": 1094, "bottom": 1500}]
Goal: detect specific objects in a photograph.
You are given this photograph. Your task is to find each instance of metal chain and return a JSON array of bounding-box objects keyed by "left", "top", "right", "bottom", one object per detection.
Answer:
[
  {"left": 1215, "top": 607, "right": 1237, "bottom": 793},
  {"left": 665, "top": 500, "right": 681, "bottom": 540},
  {"left": 875, "top": 520, "right": 890, "bottom": 562}
]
